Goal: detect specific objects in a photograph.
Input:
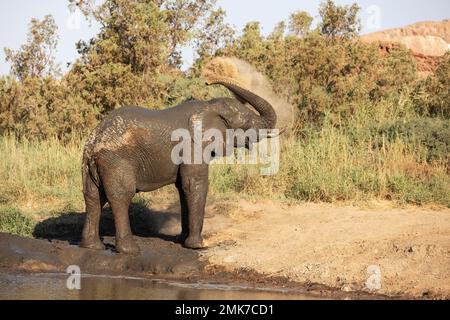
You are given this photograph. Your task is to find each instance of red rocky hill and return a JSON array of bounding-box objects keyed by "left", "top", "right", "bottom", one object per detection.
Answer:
[{"left": 361, "top": 20, "right": 449, "bottom": 75}]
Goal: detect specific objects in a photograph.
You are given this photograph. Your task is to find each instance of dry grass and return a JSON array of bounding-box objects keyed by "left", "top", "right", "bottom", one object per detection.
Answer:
[
  {"left": 210, "top": 125, "right": 449, "bottom": 205},
  {"left": 0, "top": 135, "right": 84, "bottom": 213},
  {"left": 0, "top": 119, "right": 448, "bottom": 236}
]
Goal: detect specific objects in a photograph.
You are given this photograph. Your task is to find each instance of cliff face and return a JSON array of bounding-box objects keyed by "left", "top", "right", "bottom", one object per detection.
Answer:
[
  {"left": 361, "top": 20, "right": 450, "bottom": 57},
  {"left": 361, "top": 20, "right": 449, "bottom": 75}
]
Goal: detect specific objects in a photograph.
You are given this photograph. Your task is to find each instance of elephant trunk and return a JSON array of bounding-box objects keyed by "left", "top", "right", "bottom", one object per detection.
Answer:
[{"left": 216, "top": 81, "right": 277, "bottom": 130}]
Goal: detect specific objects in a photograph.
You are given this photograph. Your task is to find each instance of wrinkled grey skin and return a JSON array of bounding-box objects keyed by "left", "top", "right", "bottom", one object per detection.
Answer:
[{"left": 81, "top": 82, "right": 277, "bottom": 254}]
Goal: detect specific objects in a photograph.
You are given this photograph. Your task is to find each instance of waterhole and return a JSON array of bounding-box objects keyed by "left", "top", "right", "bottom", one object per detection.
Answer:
[{"left": 0, "top": 273, "right": 323, "bottom": 300}]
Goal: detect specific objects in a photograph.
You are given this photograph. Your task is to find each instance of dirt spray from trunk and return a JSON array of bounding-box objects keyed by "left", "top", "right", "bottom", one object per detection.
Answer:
[{"left": 202, "top": 57, "right": 296, "bottom": 130}]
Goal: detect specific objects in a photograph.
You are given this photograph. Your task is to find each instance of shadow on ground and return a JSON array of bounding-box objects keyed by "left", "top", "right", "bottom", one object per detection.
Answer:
[
  {"left": 33, "top": 201, "right": 182, "bottom": 245},
  {"left": 1, "top": 200, "right": 203, "bottom": 276}
]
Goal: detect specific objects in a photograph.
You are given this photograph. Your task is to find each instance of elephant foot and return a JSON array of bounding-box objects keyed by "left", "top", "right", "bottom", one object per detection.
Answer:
[
  {"left": 184, "top": 236, "right": 205, "bottom": 250},
  {"left": 81, "top": 238, "right": 105, "bottom": 251},
  {"left": 116, "top": 236, "right": 140, "bottom": 255},
  {"left": 176, "top": 232, "right": 189, "bottom": 244}
]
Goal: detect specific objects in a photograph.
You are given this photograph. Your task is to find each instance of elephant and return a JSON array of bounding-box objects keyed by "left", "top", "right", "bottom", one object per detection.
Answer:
[{"left": 80, "top": 80, "right": 278, "bottom": 254}]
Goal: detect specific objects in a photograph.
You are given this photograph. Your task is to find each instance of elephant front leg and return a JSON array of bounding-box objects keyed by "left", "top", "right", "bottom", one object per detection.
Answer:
[
  {"left": 175, "top": 182, "right": 189, "bottom": 244},
  {"left": 179, "top": 164, "right": 209, "bottom": 249}
]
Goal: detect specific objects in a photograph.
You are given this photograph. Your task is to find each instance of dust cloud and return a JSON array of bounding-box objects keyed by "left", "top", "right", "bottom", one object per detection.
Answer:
[{"left": 202, "top": 57, "right": 295, "bottom": 130}]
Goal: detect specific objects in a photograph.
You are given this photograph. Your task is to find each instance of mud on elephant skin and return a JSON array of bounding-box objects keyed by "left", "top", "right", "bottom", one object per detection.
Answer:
[{"left": 80, "top": 59, "right": 280, "bottom": 254}]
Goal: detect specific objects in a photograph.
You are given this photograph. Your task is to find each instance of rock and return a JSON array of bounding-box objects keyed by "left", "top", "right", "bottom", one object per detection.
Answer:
[
  {"left": 361, "top": 20, "right": 450, "bottom": 57},
  {"left": 361, "top": 20, "right": 449, "bottom": 76}
]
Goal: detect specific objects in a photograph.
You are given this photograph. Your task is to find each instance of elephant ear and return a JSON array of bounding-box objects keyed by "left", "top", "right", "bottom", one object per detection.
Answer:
[
  {"left": 188, "top": 110, "right": 230, "bottom": 163},
  {"left": 188, "top": 111, "right": 207, "bottom": 146},
  {"left": 188, "top": 110, "right": 228, "bottom": 142}
]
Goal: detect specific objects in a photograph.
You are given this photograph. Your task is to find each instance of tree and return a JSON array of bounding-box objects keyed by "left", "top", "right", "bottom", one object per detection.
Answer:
[
  {"left": 163, "top": 0, "right": 219, "bottom": 67},
  {"left": 229, "top": 22, "right": 267, "bottom": 67},
  {"left": 4, "top": 15, "right": 60, "bottom": 82},
  {"left": 415, "top": 53, "right": 450, "bottom": 118},
  {"left": 288, "top": 11, "right": 313, "bottom": 37},
  {"left": 318, "top": 0, "right": 361, "bottom": 40},
  {"left": 194, "top": 7, "right": 235, "bottom": 61},
  {"left": 66, "top": 0, "right": 226, "bottom": 112},
  {"left": 269, "top": 21, "right": 287, "bottom": 41},
  {"left": 429, "top": 53, "right": 450, "bottom": 117},
  {"left": 70, "top": 0, "right": 170, "bottom": 74},
  {"left": 70, "top": 0, "right": 219, "bottom": 69}
]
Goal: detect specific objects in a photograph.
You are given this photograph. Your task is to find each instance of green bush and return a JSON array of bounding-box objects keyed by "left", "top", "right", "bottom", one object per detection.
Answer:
[
  {"left": 413, "top": 53, "right": 450, "bottom": 118},
  {"left": 372, "top": 118, "right": 450, "bottom": 162},
  {"left": 0, "top": 207, "right": 36, "bottom": 237},
  {"left": 0, "top": 76, "right": 98, "bottom": 140},
  {"left": 220, "top": 17, "right": 417, "bottom": 126},
  {"left": 387, "top": 174, "right": 450, "bottom": 206}
]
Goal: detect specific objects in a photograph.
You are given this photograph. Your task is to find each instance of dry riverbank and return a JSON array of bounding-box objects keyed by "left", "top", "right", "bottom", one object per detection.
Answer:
[
  {"left": 0, "top": 200, "right": 449, "bottom": 299},
  {"left": 201, "top": 200, "right": 450, "bottom": 299}
]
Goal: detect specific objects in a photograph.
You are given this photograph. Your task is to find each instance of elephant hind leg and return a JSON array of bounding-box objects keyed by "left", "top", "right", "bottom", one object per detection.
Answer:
[
  {"left": 81, "top": 177, "right": 106, "bottom": 251},
  {"left": 108, "top": 197, "right": 140, "bottom": 254},
  {"left": 101, "top": 168, "right": 140, "bottom": 255}
]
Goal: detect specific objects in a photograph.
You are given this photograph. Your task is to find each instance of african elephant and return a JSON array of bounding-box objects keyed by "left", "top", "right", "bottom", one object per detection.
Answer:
[{"left": 81, "top": 80, "right": 277, "bottom": 254}]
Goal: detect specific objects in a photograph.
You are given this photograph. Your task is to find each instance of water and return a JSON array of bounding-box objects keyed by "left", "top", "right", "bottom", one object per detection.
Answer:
[{"left": 0, "top": 273, "right": 322, "bottom": 300}]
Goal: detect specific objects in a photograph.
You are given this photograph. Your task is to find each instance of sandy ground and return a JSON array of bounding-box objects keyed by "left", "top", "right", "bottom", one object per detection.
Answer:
[
  {"left": 198, "top": 200, "right": 450, "bottom": 299},
  {"left": 1, "top": 199, "right": 449, "bottom": 299}
]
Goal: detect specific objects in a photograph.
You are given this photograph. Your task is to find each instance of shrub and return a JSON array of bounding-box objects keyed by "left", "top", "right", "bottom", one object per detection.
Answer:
[
  {"left": 414, "top": 53, "right": 450, "bottom": 118},
  {"left": 0, "top": 207, "right": 36, "bottom": 237},
  {"left": 221, "top": 27, "right": 417, "bottom": 126},
  {"left": 0, "top": 76, "right": 97, "bottom": 140},
  {"left": 373, "top": 118, "right": 450, "bottom": 162}
]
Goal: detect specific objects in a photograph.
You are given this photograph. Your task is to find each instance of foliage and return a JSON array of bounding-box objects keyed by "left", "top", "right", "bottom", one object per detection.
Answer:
[
  {"left": 288, "top": 11, "right": 313, "bottom": 37},
  {"left": 211, "top": 122, "right": 449, "bottom": 206},
  {"left": 4, "top": 15, "right": 60, "bottom": 82},
  {"left": 0, "top": 207, "right": 36, "bottom": 237},
  {"left": 414, "top": 53, "right": 450, "bottom": 118},
  {"left": 221, "top": 22, "right": 417, "bottom": 125},
  {"left": 0, "top": 76, "right": 97, "bottom": 140},
  {"left": 162, "top": 0, "right": 220, "bottom": 66},
  {"left": 65, "top": 0, "right": 225, "bottom": 113},
  {"left": 318, "top": 0, "right": 361, "bottom": 40},
  {"left": 0, "top": 0, "right": 424, "bottom": 133},
  {"left": 67, "top": 0, "right": 172, "bottom": 113},
  {"left": 372, "top": 118, "right": 450, "bottom": 162},
  {"left": 192, "top": 7, "right": 235, "bottom": 68},
  {"left": 0, "top": 0, "right": 448, "bottom": 209},
  {"left": 71, "top": 0, "right": 170, "bottom": 73}
]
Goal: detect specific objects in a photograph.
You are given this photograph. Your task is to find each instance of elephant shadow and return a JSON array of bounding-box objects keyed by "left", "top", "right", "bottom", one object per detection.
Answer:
[{"left": 33, "top": 200, "right": 182, "bottom": 245}]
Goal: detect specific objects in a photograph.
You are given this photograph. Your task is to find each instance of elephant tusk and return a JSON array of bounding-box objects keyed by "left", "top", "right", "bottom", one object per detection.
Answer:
[{"left": 265, "top": 127, "right": 286, "bottom": 139}]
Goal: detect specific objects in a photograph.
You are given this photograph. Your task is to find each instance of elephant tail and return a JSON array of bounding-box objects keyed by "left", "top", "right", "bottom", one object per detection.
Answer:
[{"left": 82, "top": 148, "right": 101, "bottom": 189}]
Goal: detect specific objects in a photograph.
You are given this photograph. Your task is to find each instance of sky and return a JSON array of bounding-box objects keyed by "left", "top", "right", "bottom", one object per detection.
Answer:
[{"left": 0, "top": 0, "right": 449, "bottom": 74}]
